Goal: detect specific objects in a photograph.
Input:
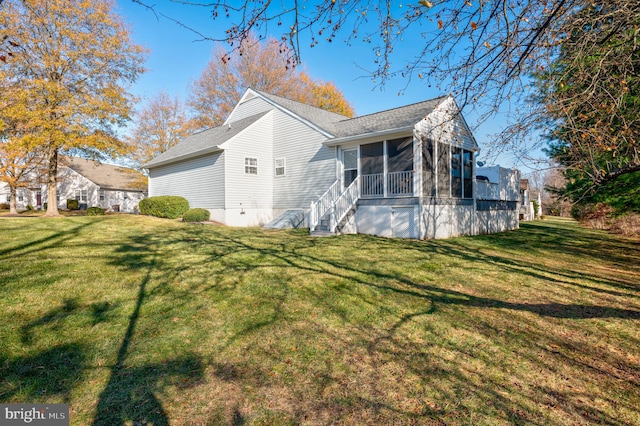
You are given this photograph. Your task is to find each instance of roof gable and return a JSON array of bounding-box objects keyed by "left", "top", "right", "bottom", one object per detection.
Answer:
[
  {"left": 61, "top": 156, "right": 146, "bottom": 192},
  {"left": 144, "top": 111, "right": 270, "bottom": 168}
]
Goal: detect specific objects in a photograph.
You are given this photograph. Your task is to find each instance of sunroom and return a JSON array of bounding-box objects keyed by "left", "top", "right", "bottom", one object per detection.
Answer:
[{"left": 332, "top": 135, "right": 475, "bottom": 201}]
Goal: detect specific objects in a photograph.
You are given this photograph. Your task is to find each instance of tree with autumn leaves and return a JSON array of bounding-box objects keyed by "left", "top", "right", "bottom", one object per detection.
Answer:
[
  {"left": 128, "top": 34, "right": 354, "bottom": 166},
  {"left": 187, "top": 34, "right": 354, "bottom": 132},
  {"left": 126, "top": 91, "right": 191, "bottom": 166},
  {"left": 0, "top": 0, "right": 146, "bottom": 216}
]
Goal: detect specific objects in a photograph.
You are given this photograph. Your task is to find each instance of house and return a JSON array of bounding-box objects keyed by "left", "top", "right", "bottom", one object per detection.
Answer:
[
  {"left": 475, "top": 166, "right": 521, "bottom": 233},
  {"left": 518, "top": 178, "right": 535, "bottom": 221},
  {"left": 0, "top": 156, "right": 147, "bottom": 213},
  {"left": 145, "top": 88, "right": 520, "bottom": 239}
]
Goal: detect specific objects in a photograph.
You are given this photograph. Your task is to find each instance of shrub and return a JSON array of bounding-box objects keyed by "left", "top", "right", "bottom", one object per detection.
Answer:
[
  {"left": 0, "top": 203, "right": 9, "bottom": 210},
  {"left": 67, "top": 199, "right": 79, "bottom": 210},
  {"left": 26, "top": 204, "right": 34, "bottom": 211},
  {"left": 139, "top": 196, "right": 189, "bottom": 219},
  {"left": 43, "top": 202, "right": 48, "bottom": 210},
  {"left": 87, "top": 207, "right": 106, "bottom": 216},
  {"left": 182, "top": 208, "right": 211, "bottom": 223}
]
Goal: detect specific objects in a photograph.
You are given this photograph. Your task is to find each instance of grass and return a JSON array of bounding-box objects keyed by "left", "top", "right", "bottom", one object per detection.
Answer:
[{"left": 0, "top": 215, "right": 639, "bottom": 425}]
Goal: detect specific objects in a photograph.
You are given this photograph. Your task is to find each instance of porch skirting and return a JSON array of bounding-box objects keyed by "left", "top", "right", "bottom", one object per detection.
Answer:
[{"left": 345, "top": 199, "right": 519, "bottom": 240}]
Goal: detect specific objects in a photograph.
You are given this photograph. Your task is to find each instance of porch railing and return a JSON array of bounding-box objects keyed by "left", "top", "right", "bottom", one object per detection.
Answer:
[
  {"left": 388, "top": 170, "right": 413, "bottom": 196},
  {"left": 309, "top": 180, "right": 341, "bottom": 231},
  {"left": 361, "top": 171, "right": 414, "bottom": 197},
  {"left": 361, "top": 173, "right": 384, "bottom": 197}
]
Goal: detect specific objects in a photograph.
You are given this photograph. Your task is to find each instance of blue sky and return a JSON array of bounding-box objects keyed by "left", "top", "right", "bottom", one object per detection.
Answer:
[{"left": 115, "top": 1, "right": 541, "bottom": 171}]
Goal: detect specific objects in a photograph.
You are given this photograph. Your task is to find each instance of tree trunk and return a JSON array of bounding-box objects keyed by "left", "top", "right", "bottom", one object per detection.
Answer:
[
  {"left": 9, "top": 185, "right": 18, "bottom": 215},
  {"left": 43, "top": 147, "right": 60, "bottom": 217}
]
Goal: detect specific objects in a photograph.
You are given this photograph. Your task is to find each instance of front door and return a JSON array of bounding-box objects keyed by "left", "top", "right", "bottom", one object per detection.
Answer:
[{"left": 343, "top": 148, "right": 358, "bottom": 189}]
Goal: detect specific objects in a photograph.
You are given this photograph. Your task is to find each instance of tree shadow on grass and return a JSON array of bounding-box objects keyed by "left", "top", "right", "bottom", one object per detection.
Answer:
[
  {"left": 92, "top": 239, "right": 204, "bottom": 426},
  {"left": 96, "top": 220, "right": 640, "bottom": 424},
  {"left": 0, "top": 343, "right": 85, "bottom": 403}
]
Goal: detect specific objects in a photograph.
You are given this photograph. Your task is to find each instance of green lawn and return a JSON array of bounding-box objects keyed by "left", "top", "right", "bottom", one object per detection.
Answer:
[{"left": 1, "top": 215, "right": 638, "bottom": 425}]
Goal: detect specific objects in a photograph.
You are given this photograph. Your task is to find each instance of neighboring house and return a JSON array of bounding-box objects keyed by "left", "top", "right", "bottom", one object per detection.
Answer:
[
  {"left": 145, "top": 88, "right": 521, "bottom": 239},
  {"left": 475, "top": 166, "right": 521, "bottom": 233},
  {"left": 0, "top": 156, "right": 147, "bottom": 213},
  {"left": 518, "top": 178, "right": 535, "bottom": 221}
]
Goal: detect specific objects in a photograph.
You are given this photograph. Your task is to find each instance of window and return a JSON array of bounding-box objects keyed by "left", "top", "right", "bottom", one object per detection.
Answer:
[
  {"left": 6, "top": 194, "right": 10, "bottom": 202},
  {"left": 360, "top": 143, "right": 384, "bottom": 196},
  {"left": 18, "top": 193, "right": 23, "bottom": 202},
  {"left": 343, "top": 149, "right": 358, "bottom": 188},
  {"left": 387, "top": 137, "right": 414, "bottom": 195},
  {"left": 463, "top": 150, "right": 473, "bottom": 198},
  {"left": 99, "top": 190, "right": 105, "bottom": 202},
  {"left": 422, "top": 138, "right": 435, "bottom": 197},
  {"left": 360, "top": 142, "right": 384, "bottom": 175},
  {"left": 387, "top": 137, "right": 413, "bottom": 173},
  {"left": 275, "top": 158, "right": 286, "bottom": 176},
  {"left": 75, "top": 189, "right": 88, "bottom": 202},
  {"left": 245, "top": 157, "right": 258, "bottom": 175},
  {"left": 451, "top": 146, "right": 462, "bottom": 198},
  {"left": 437, "top": 142, "right": 450, "bottom": 197}
]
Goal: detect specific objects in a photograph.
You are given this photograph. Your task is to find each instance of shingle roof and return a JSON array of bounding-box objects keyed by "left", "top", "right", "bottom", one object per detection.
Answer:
[
  {"left": 255, "top": 90, "right": 448, "bottom": 139},
  {"left": 253, "top": 90, "right": 350, "bottom": 135},
  {"left": 143, "top": 90, "right": 453, "bottom": 169},
  {"left": 331, "top": 96, "right": 448, "bottom": 138},
  {"left": 143, "top": 112, "right": 269, "bottom": 169},
  {"left": 61, "top": 156, "right": 146, "bottom": 192}
]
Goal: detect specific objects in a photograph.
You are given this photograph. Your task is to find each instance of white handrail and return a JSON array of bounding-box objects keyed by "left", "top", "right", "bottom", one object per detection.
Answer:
[
  {"left": 331, "top": 177, "right": 359, "bottom": 232},
  {"left": 309, "top": 179, "right": 340, "bottom": 230}
]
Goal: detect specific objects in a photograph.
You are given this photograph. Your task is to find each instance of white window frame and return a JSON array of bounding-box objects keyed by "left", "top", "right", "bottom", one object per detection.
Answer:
[
  {"left": 245, "top": 157, "right": 258, "bottom": 175},
  {"left": 75, "top": 189, "right": 88, "bottom": 202},
  {"left": 99, "top": 190, "right": 105, "bottom": 202},
  {"left": 274, "top": 158, "right": 286, "bottom": 177}
]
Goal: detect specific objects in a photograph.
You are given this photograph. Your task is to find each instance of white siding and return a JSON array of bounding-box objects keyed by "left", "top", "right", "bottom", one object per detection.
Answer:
[
  {"left": 477, "top": 209, "right": 519, "bottom": 234},
  {"left": 357, "top": 205, "right": 420, "bottom": 239},
  {"left": 227, "top": 94, "right": 337, "bottom": 211},
  {"left": 226, "top": 96, "right": 275, "bottom": 123},
  {"left": 272, "top": 110, "right": 336, "bottom": 209},
  {"left": 415, "top": 97, "right": 477, "bottom": 151},
  {"left": 223, "top": 112, "right": 273, "bottom": 213},
  {"left": 421, "top": 203, "right": 475, "bottom": 239},
  {"left": 477, "top": 166, "right": 520, "bottom": 201},
  {"left": 55, "top": 167, "right": 98, "bottom": 209},
  {"left": 149, "top": 152, "right": 225, "bottom": 209}
]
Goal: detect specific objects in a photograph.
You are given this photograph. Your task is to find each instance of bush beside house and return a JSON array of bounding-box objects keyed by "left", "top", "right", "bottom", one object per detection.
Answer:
[
  {"left": 87, "top": 207, "right": 106, "bottom": 216},
  {"left": 139, "top": 196, "right": 189, "bottom": 219},
  {"left": 67, "top": 199, "right": 79, "bottom": 210},
  {"left": 182, "top": 208, "right": 211, "bottom": 223}
]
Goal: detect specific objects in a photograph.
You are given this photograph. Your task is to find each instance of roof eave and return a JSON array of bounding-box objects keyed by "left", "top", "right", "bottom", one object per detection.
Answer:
[
  {"left": 323, "top": 126, "right": 415, "bottom": 146},
  {"left": 143, "top": 145, "right": 224, "bottom": 169}
]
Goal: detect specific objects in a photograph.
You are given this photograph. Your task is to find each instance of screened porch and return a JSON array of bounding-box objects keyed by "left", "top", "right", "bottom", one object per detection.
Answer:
[{"left": 346, "top": 136, "right": 415, "bottom": 198}]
